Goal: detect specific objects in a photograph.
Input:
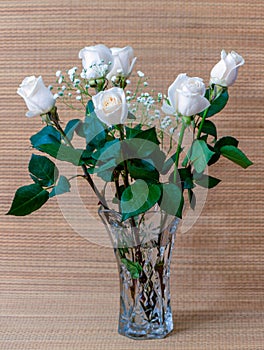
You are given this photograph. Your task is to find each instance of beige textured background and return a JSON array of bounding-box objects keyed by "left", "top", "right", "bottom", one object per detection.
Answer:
[{"left": 0, "top": 0, "right": 263, "bottom": 349}]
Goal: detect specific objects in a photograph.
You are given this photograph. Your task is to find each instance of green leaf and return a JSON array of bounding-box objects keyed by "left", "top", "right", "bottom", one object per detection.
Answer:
[
  {"left": 220, "top": 145, "right": 253, "bottom": 169},
  {"left": 178, "top": 167, "right": 194, "bottom": 189},
  {"left": 121, "top": 180, "right": 161, "bottom": 221},
  {"left": 7, "top": 184, "right": 49, "bottom": 216},
  {"left": 127, "top": 111, "right": 136, "bottom": 120},
  {"left": 188, "top": 189, "right": 196, "bottom": 210},
  {"left": 93, "top": 139, "right": 121, "bottom": 162},
  {"left": 35, "top": 143, "right": 86, "bottom": 166},
  {"left": 194, "top": 173, "right": 221, "bottom": 188},
  {"left": 125, "top": 138, "right": 159, "bottom": 159},
  {"left": 161, "top": 153, "right": 176, "bottom": 175},
  {"left": 80, "top": 149, "right": 95, "bottom": 166},
  {"left": 95, "top": 158, "right": 117, "bottom": 173},
  {"left": 159, "top": 183, "right": 183, "bottom": 218},
  {"left": 205, "top": 89, "right": 229, "bottom": 118},
  {"left": 125, "top": 125, "right": 142, "bottom": 139},
  {"left": 49, "top": 175, "right": 71, "bottom": 198},
  {"left": 83, "top": 112, "right": 107, "bottom": 147},
  {"left": 64, "top": 119, "right": 81, "bottom": 141},
  {"left": 95, "top": 158, "right": 117, "bottom": 182},
  {"left": 127, "top": 159, "right": 159, "bottom": 182},
  {"left": 148, "top": 148, "right": 166, "bottom": 172},
  {"left": 86, "top": 99, "right": 95, "bottom": 115},
  {"left": 134, "top": 127, "right": 160, "bottom": 145},
  {"left": 184, "top": 140, "right": 215, "bottom": 173},
  {"left": 214, "top": 136, "right": 239, "bottom": 153},
  {"left": 30, "top": 126, "right": 61, "bottom": 148},
  {"left": 121, "top": 258, "right": 143, "bottom": 279},
  {"left": 199, "top": 120, "right": 217, "bottom": 139},
  {"left": 30, "top": 124, "right": 93, "bottom": 166},
  {"left": 29, "top": 154, "right": 58, "bottom": 187}
]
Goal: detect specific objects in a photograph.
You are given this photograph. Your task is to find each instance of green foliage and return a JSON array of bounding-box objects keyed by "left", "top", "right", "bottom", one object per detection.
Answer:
[
  {"left": 30, "top": 125, "right": 61, "bottom": 147},
  {"left": 183, "top": 140, "right": 215, "bottom": 173},
  {"left": 83, "top": 112, "right": 107, "bottom": 148},
  {"left": 30, "top": 126, "right": 90, "bottom": 166},
  {"left": 198, "top": 120, "right": 217, "bottom": 140},
  {"left": 220, "top": 145, "right": 253, "bottom": 168},
  {"left": 177, "top": 167, "right": 194, "bottom": 189},
  {"left": 127, "top": 159, "right": 159, "bottom": 182},
  {"left": 194, "top": 173, "right": 221, "bottom": 188},
  {"left": 202, "top": 88, "right": 229, "bottom": 118},
  {"left": 158, "top": 183, "right": 183, "bottom": 218},
  {"left": 121, "top": 258, "right": 143, "bottom": 279},
  {"left": 64, "top": 119, "right": 82, "bottom": 141},
  {"left": 29, "top": 154, "right": 58, "bottom": 187},
  {"left": 93, "top": 139, "right": 121, "bottom": 163},
  {"left": 214, "top": 136, "right": 239, "bottom": 153},
  {"left": 49, "top": 175, "right": 71, "bottom": 197},
  {"left": 9, "top": 68, "right": 253, "bottom": 220},
  {"left": 35, "top": 143, "right": 88, "bottom": 166},
  {"left": 211, "top": 136, "right": 252, "bottom": 168},
  {"left": 121, "top": 180, "right": 161, "bottom": 221},
  {"left": 7, "top": 184, "right": 49, "bottom": 216},
  {"left": 188, "top": 189, "right": 196, "bottom": 210},
  {"left": 86, "top": 99, "right": 95, "bottom": 115}
]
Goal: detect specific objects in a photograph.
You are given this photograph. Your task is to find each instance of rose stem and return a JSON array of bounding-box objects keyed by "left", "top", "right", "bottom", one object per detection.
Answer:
[
  {"left": 173, "top": 121, "right": 187, "bottom": 183},
  {"left": 196, "top": 107, "right": 209, "bottom": 139},
  {"left": 197, "top": 85, "right": 223, "bottom": 139},
  {"left": 118, "top": 125, "right": 142, "bottom": 263}
]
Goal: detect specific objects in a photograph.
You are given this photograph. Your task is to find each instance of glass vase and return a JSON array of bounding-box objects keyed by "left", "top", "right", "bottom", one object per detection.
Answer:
[{"left": 99, "top": 206, "right": 179, "bottom": 340}]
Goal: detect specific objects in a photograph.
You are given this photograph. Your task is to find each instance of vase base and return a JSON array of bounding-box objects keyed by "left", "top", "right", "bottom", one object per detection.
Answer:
[{"left": 118, "top": 315, "right": 173, "bottom": 340}]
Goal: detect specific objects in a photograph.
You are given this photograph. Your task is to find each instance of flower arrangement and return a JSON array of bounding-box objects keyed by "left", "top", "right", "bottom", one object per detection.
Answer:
[
  {"left": 7, "top": 44, "right": 253, "bottom": 340},
  {"left": 8, "top": 45, "right": 252, "bottom": 220}
]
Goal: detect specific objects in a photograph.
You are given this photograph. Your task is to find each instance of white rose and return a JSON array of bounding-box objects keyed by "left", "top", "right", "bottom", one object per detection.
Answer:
[
  {"left": 17, "top": 76, "right": 55, "bottom": 117},
  {"left": 162, "top": 74, "right": 210, "bottom": 117},
  {"left": 210, "top": 50, "right": 245, "bottom": 87},
  {"left": 92, "top": 87, "right": 128, "bottom": 126},
  {"left": 79, "top": 44, "right": 113, "bottom": 79},
  {"left": 106, "top": 46, "right": 137, "bottom": 81}
]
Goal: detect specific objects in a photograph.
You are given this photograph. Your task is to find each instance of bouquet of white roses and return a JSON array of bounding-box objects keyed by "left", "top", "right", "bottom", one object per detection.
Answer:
[{"left": 8, "top": 45, "right": 252, "bottom": 221}]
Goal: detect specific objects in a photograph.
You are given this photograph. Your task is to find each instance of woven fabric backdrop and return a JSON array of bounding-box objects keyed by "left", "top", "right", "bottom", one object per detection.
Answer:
[{"left": 0, "top": 0, "right": 263, "bottom": 349}]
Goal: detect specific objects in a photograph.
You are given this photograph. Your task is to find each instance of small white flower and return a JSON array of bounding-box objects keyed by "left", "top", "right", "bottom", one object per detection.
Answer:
[
  {"left": 137, "top": 70, "right": 145, "bottom": 78},
  {"left": 68, "top": 67, "right": 78, "bottom": 82},
  {"left": 80, "top": 70, "right": 87, "bottom": 79},
  {"left": 56, "top": 70, "right": 61, "bottom": 77}
]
